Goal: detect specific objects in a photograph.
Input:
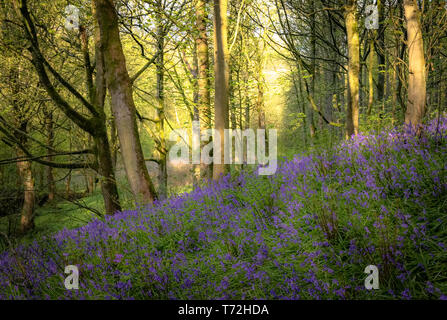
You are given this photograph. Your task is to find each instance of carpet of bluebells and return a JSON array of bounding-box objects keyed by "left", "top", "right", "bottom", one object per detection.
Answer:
[{"left": 0, "top": 118, "right": 446, "bottom": 300}]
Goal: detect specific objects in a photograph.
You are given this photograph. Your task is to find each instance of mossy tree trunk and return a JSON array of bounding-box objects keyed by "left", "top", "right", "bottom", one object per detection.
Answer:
[
  {"left": 403, "top": 0, "right": 426, "bottom": 128},
  {"left": 345, "top": 0, "right": 360, "bottom": 137}
]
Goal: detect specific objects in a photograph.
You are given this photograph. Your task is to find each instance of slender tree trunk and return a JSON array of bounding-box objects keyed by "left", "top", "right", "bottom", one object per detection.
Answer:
[
  {"left": 195, "top": 0, "right": 213, "bottom": 180},
  {"left": 367, "top": 37, "right": 375, "bottom": 115},
  {"left": 343, "top": 63, "right": 348, "bottom": 118},
  {"left": 403, "top": 0, "right": 426, "bottom": 128},
  {"left": 85, "top": 170, "right": 94, "bottom": 194},
  {"left": 155, "top": 3, "right": 167, "bottom": 199},
  {"left": 192, "top": 48, "right": 201, "bottom": 187},
  {"left": 392, "top": 42, "right": 399, "bottom": 124},
  {"left": 14, "top": 118, "right": 35, "bottom": 233},
  {"left": 229, "top": 65, "right": 237, "bottom": 130},
  {"left": 376, "top": 0, "right": 386, "bottom": 109},
  {"left": 244, "top": 61, "right": 250, "bottom": 132},
  {"left": 256, "top": 82, "right": 266, "bottom": 129},
  {"left": 44, "top": 109, "right": 55, "bottom": 200},
  {"left": 292, "top": 67, "right": 307, "bottom": 148},
  {"left": 94, "top": 0, "right": 157, "bottom": 203},
  {"left": 309, "top": 0, "right": 317, "bottom": 138},
  {"left": 238, "top": 63, "right": 243, "bottom": 130},
  {"left": 65, "top": 172, "right": 71, "bottom": 198},
  {"left": 254, "top": 35, "right": 268, "bottom": 153},
  {"left": 16, "top": 148, "right": 35, "bottom": 234},
  {"left": 359, "top": 50, "right": 364, "bottom": 111},
  {"left": 86, "top": 136, "right": 95, "bottom": 194},
  {"left": 345, "top": 0, "right": 360, "bottom": 137},
  {"left": 437, "top": 55, "right": 443, "bottom": 113},
  {"left": 256, "top": 35, "right": 266, "bottom": 132},
  {"left": 66, "top": 124, "right": 72, "bottom": 198},
  {"left": 396, "top": 3, "right": 407, "bottom": 120},
  {"left": 213, "top": 0, "right": 230, "bottom": 180}
]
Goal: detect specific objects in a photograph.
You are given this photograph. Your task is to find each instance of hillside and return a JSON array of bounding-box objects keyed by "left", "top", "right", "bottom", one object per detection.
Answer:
[{"left": 0, "top": 118, "right": 446, "bottom": 300}]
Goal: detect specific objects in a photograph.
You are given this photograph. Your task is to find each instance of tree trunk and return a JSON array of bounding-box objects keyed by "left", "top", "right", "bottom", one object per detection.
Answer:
[
  {"left": 14, "top": 119, "right": 35, "bottom": 233},
  {"left": 94, "top": 0, "right": 157, "bottom": 203},
  {"left": 257, "top": 81, "right": 266, "bottom": 131},
  {"left": 155, "top": 4, "right": 167, "bottom": 199},
  {"left": 90, "top": 10, "right": 122, "bottom": 214},
  {"left": 403, "top": 0, "right": 426, "bottom": 128},
  {"left": 109, "top": 106, "right": 118, "bottom": 170},
  {"left": 396, "top": 3, "right": 407, "bottom": 120},
  {"left": 376, "top": 0, "right": 386, "bottom": 109},
  {"left": 66, "top": 123, "right": 72, "bottom": 198},
  {"left": 44, "top": 109, "right": 55, "bottom": 200},
  {"left": 195, "top": 0, "right": 213, "bottom": 180},
  {"left": 16, "top": 149, "right": 35, "bottom": 234},
  {"left": 392, "top": 40, "right": 399, "bottom": 124},
  {"left": 65, "top": 172, "right": 71, "bottom": 198},
  {"left": 292, "top": 68, "right": 307, "bottom": 148},
  {"left": 256, "top": 34, "right": 266, "bottom": 132},
  {"left": 229, "top": 65, "right": 237, "bottom": 130},
  {"left": 345, "top": 0, "right": 360, "bottom": 137},
  {"left": 255, "top": 35, "right": 268, "bottom": 153},
  {"left": 367, "top": 37, "right": 375, "bottom": 116},
  {"left": 94, "top": 131, "right": 121, "bottom": 214},
  {"left": 213, "top": 0, "right": 230, "bottom": 180},
  {"left": 192, "top": 52, "right": 201, "bottom": 187},
  {"left": 309, "top": 0, "right": 317, "bottom": 138},
  {"left": 85, "top": 136, "right": 95, "bottom": 194},
  {"left": 191, "top": 40, "right": 201, "bottom": 187}
]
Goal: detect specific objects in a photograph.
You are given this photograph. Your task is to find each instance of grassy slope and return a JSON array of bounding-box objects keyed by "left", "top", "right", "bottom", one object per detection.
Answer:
[{"left": 0, "top": 119, "right": 446, "bottom": 300}]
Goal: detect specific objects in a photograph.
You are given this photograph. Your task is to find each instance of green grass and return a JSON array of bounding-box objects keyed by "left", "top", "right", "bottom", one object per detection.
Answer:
[
  {"left": 0, "top": 192, "right": 102, "bottom": 246},
  {"left": 0, "top": 174, "right": 196, "bottom": 247}
]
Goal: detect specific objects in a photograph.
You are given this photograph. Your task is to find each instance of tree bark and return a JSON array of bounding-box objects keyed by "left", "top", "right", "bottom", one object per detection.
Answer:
[
  {"left": 16, "top": 148, "right": 35, "bottom": 234},
  {"left": 367, "top": 37, "right": 375, "bottom": 116},
  {"left": 403, "top": 0, "right": 426, "bottom": 128},
  {"left": 213, "top": 0, "right": 230, "bottom": 180},
  {"left": 192, "top": 47, "right": 201, "bottom": 187},
  {"left": 94, "top": 131, "right": 121, "bottom": 214},
  {"left": 255, "top": 35, "right": 266, "bottom": 131},
  {"left": 44, "top": 108, "right": 55, "bottom": 200},
  {"left": 376, "top": 0, "right": 386, "bottom": 108},
  {"left": 109, "top": 106, "right": 118, "bottom": 170},
  {"left": 94, "top": 0, "right": 157, "bottom": 203},
  {"left": 14, "top": 119, "right": 35, "bottom": 234},
  {"left": 65, "top": 123, "right": 72, "bottom": 198},
  {"left": 155, "top": 2, "right": 167, "bottom": 199},
  {"left": 345, "top": 0, "right": 360, "bottom": 137},
  {"left": 309, "top": 0, "right": 317, "bottom": 138},
  {"left": 90, "top": 5, "right": 122, "bottom": 214},
  {"left": 195, "top": 0, "right": 213, "bottom": 180}
]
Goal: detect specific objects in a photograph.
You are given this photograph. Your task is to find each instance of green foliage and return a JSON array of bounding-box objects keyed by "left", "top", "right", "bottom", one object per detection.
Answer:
[{"left": 0, "top": 192, "right": 101, "bottom": 246}]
